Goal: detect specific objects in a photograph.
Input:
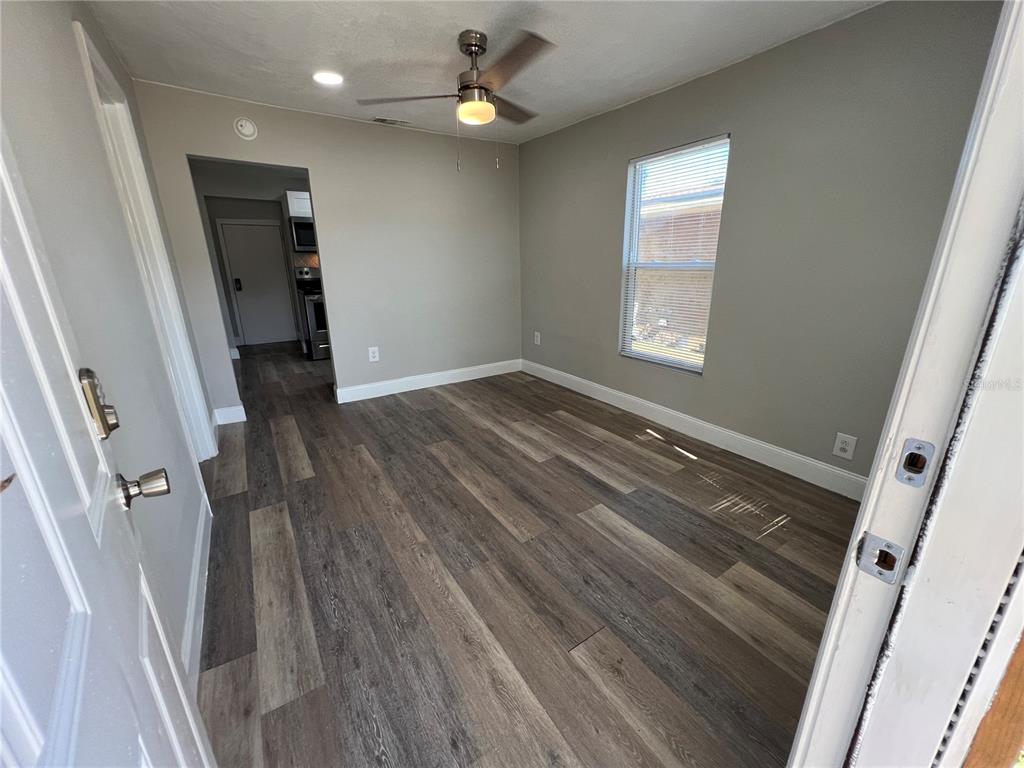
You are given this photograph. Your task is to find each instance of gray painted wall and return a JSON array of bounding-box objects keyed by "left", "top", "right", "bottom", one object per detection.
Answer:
[
  {"left": 135, "top": 83, "right": 521, "bottom": 402},
  {"left": 518, "top": 1, "right": 999, "bottom": 476}
]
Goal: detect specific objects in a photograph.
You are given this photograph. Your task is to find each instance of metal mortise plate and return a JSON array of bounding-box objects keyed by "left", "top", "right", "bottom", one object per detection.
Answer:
[
  {"left": 896, "top": 437, "right": 936, "bottom": 487},
  {"left": 857, "top": 532, "right": 906, "bottom": 585}
]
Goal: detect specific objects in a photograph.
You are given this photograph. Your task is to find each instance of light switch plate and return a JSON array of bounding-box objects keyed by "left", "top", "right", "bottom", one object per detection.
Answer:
[
  {"left": 534, "top": 331, "right": 541, "bottom": 346},
  {"left": 833, "top": 432, "right": 857, "bottom": 460},
  {"left": 368, "top": 346, "right": 379, "bottom": 362}
]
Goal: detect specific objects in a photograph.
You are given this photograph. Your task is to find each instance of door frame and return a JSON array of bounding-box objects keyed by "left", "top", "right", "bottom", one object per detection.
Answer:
[
  {"left": 214, "top": 217, "right": 293, "bottom": 346},
  {"left": 73, "top": 22, "right": 218, "bottom": 461},
  {"left": 790, "top": 3, "right": 1023, "bottom": 763}
]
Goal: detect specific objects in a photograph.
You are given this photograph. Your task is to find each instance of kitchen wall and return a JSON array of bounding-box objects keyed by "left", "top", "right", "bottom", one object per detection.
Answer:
[
  {"left": 135, "top": 84, "right": 521, "bottom": 404},
  {"left": 518, "top": 0, "right": 1000, "bottom": 477},
  {"left": 189, "top": 158, "right": 310, "bottom": 347}
]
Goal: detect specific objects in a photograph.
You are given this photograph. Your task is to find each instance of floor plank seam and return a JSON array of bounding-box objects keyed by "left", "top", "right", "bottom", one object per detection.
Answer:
[{"left": 566, "top": 625, "right": 608, "bottom": 654}]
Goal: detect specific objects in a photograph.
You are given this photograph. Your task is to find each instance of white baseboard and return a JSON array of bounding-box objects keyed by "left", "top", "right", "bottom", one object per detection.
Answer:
[
  {"left": 213, "top": 404, "right": 246, "bottom": 425},
  {"left": 336, "top": 359, "right": 522, "bottom": 403},
  {"left": 331, "top": 355, "right": 866, "bottom": 499},
  {"left": 180, "top": 496, "right": 212, "bottom": 698},
  {"left": 228, "top": 347, "right": 240, "bottom": 360},
  {"left": 521, "top": 360, "right": 867, "bottom": 500}
]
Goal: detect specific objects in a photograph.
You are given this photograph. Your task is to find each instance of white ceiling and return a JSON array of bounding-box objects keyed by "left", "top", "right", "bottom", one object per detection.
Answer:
[{"left": 90, "top": 1, "right": 874, "bottom": 144}]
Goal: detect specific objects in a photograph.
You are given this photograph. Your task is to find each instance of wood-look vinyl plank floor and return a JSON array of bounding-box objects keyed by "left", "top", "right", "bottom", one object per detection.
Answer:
[
  {"left": 259, "top": 687, "right": 341, "bottom": 768},
  {"left": 580, "top": 503, "right": 819, "bottom": 683},
  {"left": 459, "top": 559, "right": 662, "bottom": 768},
  {"left": 571, "top": 628, "right": 743, "bottom": 768},
  {"left": 200, "top": 493, "right": 255, "bottom": 671},
  {"left": 249, "top": 501, "right": 325, "bottom": 714},
  {"left": 197, "top": 343, "right": 859, "bottom": 767},
  {"left": 269, "top": 414, "right": 315, "bottom": 484},
  {"left": 197, "top": 652, "right": 263, "bottom": 768},
  {"left": 211, "top": 422, "right": 247, "bottom": 499}
]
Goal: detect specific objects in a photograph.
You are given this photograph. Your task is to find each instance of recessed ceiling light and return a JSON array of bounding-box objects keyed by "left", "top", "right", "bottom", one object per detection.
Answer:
[{"left": 313, "top": 71, "right": 344, "bottom": 86}]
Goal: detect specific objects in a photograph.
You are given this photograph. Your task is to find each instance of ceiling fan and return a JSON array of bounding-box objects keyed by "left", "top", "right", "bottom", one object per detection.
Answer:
[{"left": 357, "top": 29, "right": 554, "bottom": 126}]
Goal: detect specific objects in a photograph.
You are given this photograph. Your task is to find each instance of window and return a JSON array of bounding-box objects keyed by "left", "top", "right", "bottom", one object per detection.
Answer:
[{"left": 619, "top": 135, "right": 730, "bottom": 374}]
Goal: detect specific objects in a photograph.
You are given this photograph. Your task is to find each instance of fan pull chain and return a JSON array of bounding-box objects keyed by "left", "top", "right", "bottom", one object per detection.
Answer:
[
  {"left": 455, "top": 112, "right": 462, "bottom": 172},
  {"left": 495, "top": 139, "right": 500, "bottom": 170}
]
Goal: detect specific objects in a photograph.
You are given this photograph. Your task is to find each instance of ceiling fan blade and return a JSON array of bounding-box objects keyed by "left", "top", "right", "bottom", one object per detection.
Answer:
[
  {"left": 494, "top": 96, "right": 537, "bottom": 124},
  {"left": 478, "top": 31, "right": 554, "bottom": 92},
  {"left": 356, "top": 94, "right": 457, "bottom": 106}
]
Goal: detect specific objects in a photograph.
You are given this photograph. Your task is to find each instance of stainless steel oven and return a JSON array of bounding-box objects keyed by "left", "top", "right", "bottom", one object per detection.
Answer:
[
  {"left": 295, "top": 267, "right": 330, "bottom": 360},
  {"left": 302, "top": 292, "right": 330, "bottom": 360}
]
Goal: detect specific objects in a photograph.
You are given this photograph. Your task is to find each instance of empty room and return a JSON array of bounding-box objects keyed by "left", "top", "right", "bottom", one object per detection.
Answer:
[{"left": 2, "top": 1, "right": 1021, "bottom": 766}]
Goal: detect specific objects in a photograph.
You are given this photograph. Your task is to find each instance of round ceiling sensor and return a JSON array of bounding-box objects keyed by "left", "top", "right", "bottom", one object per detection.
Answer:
[{"left": 233, "top": 116, "right": 258, "bottom": 140}]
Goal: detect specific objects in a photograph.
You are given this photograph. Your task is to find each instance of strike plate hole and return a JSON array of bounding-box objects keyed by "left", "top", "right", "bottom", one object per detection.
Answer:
[
  {"left": 903, "top": 451, "right": 928, "bottom": 475},
  {"left": 875, "top": 549, "right": 898, "bottom": 571}
]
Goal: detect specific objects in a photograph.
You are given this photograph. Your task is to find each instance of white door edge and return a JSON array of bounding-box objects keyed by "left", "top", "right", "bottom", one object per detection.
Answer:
[{"left": 180, "top": 496, "right": 213, "bottom": 694}]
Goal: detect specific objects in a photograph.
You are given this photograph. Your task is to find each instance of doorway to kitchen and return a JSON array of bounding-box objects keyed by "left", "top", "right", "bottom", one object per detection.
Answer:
[{"left": 188, "top": 157, "right": 331, "bottom": 361}]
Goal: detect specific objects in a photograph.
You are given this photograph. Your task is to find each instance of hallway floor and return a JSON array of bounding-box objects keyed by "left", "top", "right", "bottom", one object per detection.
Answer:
[{"left": 197, "top": 342, "right": 857, "bottom": 767}]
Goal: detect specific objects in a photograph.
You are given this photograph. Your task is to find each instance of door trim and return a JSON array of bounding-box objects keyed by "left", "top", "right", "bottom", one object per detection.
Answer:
[
  {"left": 789, "top": 3, "right": 1023, "bottom": 763},
  {"left": 73, "top": 22, "right": 217, "bottom": 462}
]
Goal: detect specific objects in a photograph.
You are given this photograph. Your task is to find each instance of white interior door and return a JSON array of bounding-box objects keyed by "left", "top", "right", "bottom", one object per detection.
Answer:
[
  {"left": 218, "top": 220, "right": 295, "bottom": 345},
  {"left": 0, "top": 141, "right": 211, "bottom": 766}
]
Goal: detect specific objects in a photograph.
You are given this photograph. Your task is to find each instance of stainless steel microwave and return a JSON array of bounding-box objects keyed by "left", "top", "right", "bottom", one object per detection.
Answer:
[{"left": 290, "top": 216, "right": 317, "bottom": 252}]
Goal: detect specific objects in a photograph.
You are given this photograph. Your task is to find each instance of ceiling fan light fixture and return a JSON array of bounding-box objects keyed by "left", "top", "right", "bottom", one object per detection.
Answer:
[{"left": 457, "top": 88, "right": 495, "bottom": 126}]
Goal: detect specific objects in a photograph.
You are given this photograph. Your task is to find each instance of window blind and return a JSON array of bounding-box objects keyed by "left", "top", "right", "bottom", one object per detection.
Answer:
[{"left": 619, "top": 136, "right": 730, "bottom": 373}]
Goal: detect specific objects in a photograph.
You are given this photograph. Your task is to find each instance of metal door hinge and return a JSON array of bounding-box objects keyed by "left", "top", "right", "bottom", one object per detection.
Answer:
[{"left": 856, "top": 532, "right": 906, "bottom": 585}]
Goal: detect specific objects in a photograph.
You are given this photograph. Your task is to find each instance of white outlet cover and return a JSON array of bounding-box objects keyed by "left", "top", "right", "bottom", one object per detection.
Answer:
[
  {"left": 368, "top": 346, "right": 379, "bottom": 362},
  {"left": 534, "top": 331, "right": 541, "bottom": 345},
  {"left": 833, "top": 432, "right": 858, "bottom": 460}
]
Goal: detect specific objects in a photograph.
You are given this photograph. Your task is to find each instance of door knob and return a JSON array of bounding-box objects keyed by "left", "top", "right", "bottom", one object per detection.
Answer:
[{"left": 117, "top": 468, "right": 170, "bottom": 509}]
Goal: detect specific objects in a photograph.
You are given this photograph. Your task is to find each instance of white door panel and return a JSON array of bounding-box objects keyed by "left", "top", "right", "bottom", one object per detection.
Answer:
[{"left": 1, "top": 141, "right": 210, "bottom": 765}]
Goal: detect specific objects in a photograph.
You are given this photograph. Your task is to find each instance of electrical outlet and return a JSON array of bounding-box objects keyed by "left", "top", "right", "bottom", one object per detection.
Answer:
[
  {"left": 368, "top": 346, "right": 379, "bottom": 362},
  {"left": 534, "top": 331, "right": 541, "bottom": 346},
  {"left": 833, "top": 432, "right": 857, "bottom": 460}
]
